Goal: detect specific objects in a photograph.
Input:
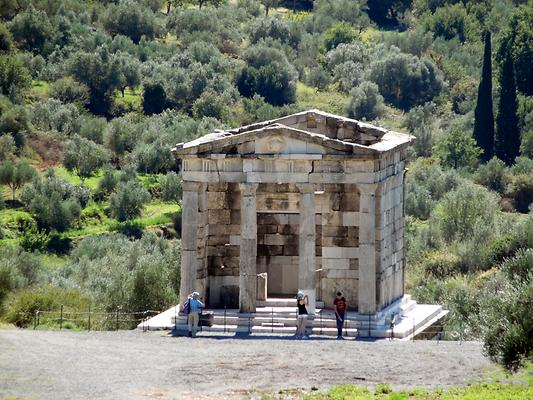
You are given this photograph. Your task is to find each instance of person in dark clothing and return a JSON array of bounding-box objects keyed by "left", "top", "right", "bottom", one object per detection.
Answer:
[
  {"left": 334, "top": 292, "right": 347, "bottom": 339},
  {"left": 296, "top": 290, "right": 309, "bottom": 339}
]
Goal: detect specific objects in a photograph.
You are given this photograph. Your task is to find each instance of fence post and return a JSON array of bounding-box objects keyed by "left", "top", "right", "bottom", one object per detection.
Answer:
[
  {"left": 412, "top": 318, "right": 415, "bottom": 341},
  {"left": 271, "top": 308, "right": 274, "bottom": 334},
  {"left": 116, "top": 308, "right": 120, "bottom": 331},
  {"left": 223, "top": 306, "right": 226, "bottom": 334},
  {"left": 320, "top": 310, "right": 323, "bottom": 336},
  {"left": 248, "top": 315, "right": 251, "bottom": 334},
  {"left": 88, "top": 305, "right": 91, "bottom": 332},
  {"left": 368, "top": 314, "right": 371, "bottom": 338},
  {"left": 37, "top": 310, "right": 40, "bottom": 329},
  {"left": 60, "top": 305, "right": 64, "bottom": 330},
  {"left": 33, "top": 310, "right": 38, "bottom": 330}
]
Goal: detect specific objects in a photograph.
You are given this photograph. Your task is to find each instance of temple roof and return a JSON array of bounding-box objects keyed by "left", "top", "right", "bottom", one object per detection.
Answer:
[{"left": 172, "top": 109, "right": 414, "bottom": 157}]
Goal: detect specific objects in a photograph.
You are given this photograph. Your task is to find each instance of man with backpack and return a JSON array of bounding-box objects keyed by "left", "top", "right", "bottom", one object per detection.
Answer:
[{"left": 183, "top": 292, "right": 204, "bottom": 337}]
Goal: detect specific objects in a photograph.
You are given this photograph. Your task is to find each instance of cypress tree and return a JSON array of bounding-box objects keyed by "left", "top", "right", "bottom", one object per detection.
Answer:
[
  {"left": 495, "top": 45, "right": 520, "bottom": 166},
  {"left": 473, "top": 31, "right": 495, "bottom": 162}
]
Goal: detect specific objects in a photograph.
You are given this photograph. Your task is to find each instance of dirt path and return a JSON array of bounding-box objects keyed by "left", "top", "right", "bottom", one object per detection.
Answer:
[{"left": 0, "top": 330, "right": 495, "bottom": 400}]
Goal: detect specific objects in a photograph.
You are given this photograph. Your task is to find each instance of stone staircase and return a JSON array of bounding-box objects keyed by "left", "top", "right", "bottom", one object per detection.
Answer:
[
  {"left": 172, "top": 307, "right": 359, "bottom": 337},
  {"left": 143, "top": 295, "right": 448, "bottom": 339}
]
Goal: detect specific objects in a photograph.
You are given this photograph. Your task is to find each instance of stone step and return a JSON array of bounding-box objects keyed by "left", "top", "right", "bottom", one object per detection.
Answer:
[
  {"left": 173, "top": 324, "right": 358, "bottom": 337},
  {"left": 211, "top": 316, "right": 358, "bottom": 329},
  {"left": 257, "top": 299, "right": 326, "bottom": 308},
  {"left": 261, "top": 322, "right": 285, "bottom": 327}
]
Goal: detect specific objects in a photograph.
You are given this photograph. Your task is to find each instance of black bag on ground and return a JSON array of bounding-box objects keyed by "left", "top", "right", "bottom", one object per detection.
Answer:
[{"left": 199, "top": 311, "right": 214, "bottom": 327}]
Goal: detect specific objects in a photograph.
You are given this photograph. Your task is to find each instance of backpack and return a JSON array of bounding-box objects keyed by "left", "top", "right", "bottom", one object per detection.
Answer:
[{"left": 182, "top": 299, "right": 191, "bottom": 315}]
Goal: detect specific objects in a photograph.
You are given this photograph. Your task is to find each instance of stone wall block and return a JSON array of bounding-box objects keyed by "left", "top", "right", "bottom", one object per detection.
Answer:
[
  {"left": 322, "top": 258, "right": 350, "bottom": 270},
  {"left": 208, "top": 209, "right": 231, "bottom": 225}
]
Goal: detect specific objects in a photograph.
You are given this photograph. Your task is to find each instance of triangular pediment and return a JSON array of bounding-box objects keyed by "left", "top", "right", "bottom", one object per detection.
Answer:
[{"left": 172, "top": 110, "right": 414, "bottom": 158}]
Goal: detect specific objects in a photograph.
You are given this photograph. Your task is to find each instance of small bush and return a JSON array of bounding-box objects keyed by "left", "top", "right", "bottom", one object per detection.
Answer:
[
  {"left": 433, "top": 182, "right": 499, "bottom": 243},
  {"left": 375, "top": 383, "right": 393, "bottom": 395},
  {"left": 109, "top": 180, "right": 151, "bottom": 222},
  {"left": 45, "top": 234, "right": 72, "bottom": 255},
  {"left": 160, "top": 172, "right": 181, "bottom": 203},
  {"left": 501, "top": 248, "right": 533, "bottom": 284},
  {"left": 505, "top": 174, "right": 533, "bottom": 213},
  {"left": 475, "top": 157, "right": 509, "bottom": 193},
  {"left": 4, "top": 287, "right": 90, "bottom": 328},
  {"left": 345, "top": 81, "right": 384, "bottom": 121},
  {"left": 423, "top": 251, "right": 461, "bottom": 279},
  {"left": 112, "top": 221, "right": 144, "bottom": 239}
]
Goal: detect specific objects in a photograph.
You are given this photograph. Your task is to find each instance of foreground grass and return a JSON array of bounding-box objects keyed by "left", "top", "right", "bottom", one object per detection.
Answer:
[{"left": 255, "top": 364, "right": 533, "bottom": 400}]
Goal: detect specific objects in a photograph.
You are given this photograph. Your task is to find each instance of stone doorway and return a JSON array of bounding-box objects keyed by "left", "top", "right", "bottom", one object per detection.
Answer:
[{"left": 256, "top": 183, "right": 301, "bottom": 298}]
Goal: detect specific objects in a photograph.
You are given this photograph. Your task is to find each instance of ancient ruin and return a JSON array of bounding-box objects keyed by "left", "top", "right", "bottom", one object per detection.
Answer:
[{"left": 172, "top": 109, "right": 414, "bottom": 317}]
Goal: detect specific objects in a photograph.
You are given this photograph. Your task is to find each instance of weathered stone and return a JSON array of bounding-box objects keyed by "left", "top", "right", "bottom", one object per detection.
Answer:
[{"left": 176, "top": 110, "right": 413, "bottom": 314}]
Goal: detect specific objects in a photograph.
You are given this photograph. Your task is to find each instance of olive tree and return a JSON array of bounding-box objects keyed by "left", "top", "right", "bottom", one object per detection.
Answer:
[
  {"left": 109, "top": 180, "right": 151, "bottom": 222},
  {"left": 63, "top": 136, "right": 108, "bottom": 185},
  {"left": 0, "top": 159, "right": 36, "bottom": 201}
]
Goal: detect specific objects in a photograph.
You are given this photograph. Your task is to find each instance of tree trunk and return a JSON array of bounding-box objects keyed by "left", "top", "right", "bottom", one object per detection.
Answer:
[
  {"left": 12, "top": 187, "right": 16, "bottom": 202},
  {"left": 266, "top": 6, "right": 269, "bottom": 16},
  {"left": 167, "top": 2, "right": 171, "bottom": 14}
]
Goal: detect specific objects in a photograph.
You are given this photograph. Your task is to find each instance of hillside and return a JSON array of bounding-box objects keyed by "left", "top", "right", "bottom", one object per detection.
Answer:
[{"left": 0, "top": 0, "right": 532, "bottom": 373}]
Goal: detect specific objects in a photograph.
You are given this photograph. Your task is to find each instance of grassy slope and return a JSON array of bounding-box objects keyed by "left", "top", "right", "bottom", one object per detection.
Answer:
[{"left": 0, "top": 167, "right": 180, "bottom": 246}]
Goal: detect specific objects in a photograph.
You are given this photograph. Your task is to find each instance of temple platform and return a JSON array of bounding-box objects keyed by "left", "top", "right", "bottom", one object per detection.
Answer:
[{"left": 137, "top": 295, "right": 448, "bottom": 339}]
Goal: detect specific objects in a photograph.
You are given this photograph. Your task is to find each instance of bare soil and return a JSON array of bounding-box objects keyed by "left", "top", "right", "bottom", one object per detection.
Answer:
[{"left": 0, "top": 329, "right": 495, "bottom": 400}]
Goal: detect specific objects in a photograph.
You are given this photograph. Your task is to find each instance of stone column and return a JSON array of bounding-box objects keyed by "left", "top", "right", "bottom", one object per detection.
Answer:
[
  {"left": 297, "top": 183, "right": 316, "bottom": 314},
  {"left": 179, "top": 181, "right": 201, "bottom": 307},
  {"left": 239, "top": 183, "right": 258, "bottom": 313},
  {"left": 358, "top": 183, "right": 378, "bottom": 314}
]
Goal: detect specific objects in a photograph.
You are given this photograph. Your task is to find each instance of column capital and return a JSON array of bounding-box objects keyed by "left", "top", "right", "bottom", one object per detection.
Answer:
[
  {"left": 239, "top": 182, "right": 258, "bottom": 195},
  {"left": 296, "top": 183, "right": 315, "bottom": 193},
  {"left": 182, "top": 181, "right": 202, "bottom": 192}
]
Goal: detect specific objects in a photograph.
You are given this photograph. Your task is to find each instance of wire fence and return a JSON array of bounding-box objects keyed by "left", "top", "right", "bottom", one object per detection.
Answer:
[
  {"left": 34, "top": 306, "right": 460, "bottom": 342},
  {"left": 33, "top": 306, "right": 160, "bottom": 332}
]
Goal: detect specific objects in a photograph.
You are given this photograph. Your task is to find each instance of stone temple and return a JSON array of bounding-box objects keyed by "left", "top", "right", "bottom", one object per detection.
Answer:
[{"left": 172, "top": 109, "right": 414, "bottom": 318}]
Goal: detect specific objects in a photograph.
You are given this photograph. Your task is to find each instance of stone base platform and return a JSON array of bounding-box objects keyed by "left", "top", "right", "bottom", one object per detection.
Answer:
[{"left": 137, "top": 295, "right": 448, "bottom": 339}]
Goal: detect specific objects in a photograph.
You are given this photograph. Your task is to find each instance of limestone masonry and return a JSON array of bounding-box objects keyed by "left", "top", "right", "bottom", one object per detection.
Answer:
[{"left": 172, "top": 109, "right": 415, "bottom": 315}]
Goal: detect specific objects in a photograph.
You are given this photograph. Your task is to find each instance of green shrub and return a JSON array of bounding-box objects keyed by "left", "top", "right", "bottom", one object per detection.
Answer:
[
  {"left": 375, "top": 383, "right": 393, "bottom": 394},
  {"left": 481, "top": 276, "right": 533, "bottom": 371},
  {"left": 423, "top": 251, "right": 461, "bottom": 279},
  {"left": 19, "top": 220, "right": 48, "bottom": 252},
  {"left": 505, "top": 174, "right": 533, "bottom": 213},
  {"left": 45, "top": 234, "right": 72, "bottom": 255},
  {"left": 160, "top": 172, "right": 182, "bottom": 203},
  {"left": 109, "top": 180, "right": 151, "bottom": 222},
  {"left": 475, "top": 157, "right": 509, "bottom": 193},
  {"left": 68, "top": 233, "right": 180, "bottom": 313},
  {"left": 501, "top": 248, "right": 533, "bottom": 284},
  {"left": 323, "top": 22, "right": 357, "bottom": 52},
  {"left": 112, "top": 221, "right": 144, "bottom": 239},
  {"left": 4, "top": 286, "right": 90, "bottom": 328},
  {"left": 0, "top": 246, "right": 43, "bottom": 290},
  {"left": 345, "top": 81, "right": 384, "bottom": 121},
  {"left": 433, "top": 182, "right": 499, "bottom": 243}
]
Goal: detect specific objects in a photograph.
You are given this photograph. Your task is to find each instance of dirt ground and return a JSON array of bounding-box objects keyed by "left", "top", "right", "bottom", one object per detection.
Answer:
[{"left": 0, "top": 329, "right": 495, "bottom": 400}]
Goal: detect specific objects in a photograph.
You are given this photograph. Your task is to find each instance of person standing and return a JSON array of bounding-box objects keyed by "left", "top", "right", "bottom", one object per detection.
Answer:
[
  {"left": 187, "top": 292, "right": 204, "bottom": 338},
  {"left": 296, "top": 290, "right": 309, "bottom": 339},
  {"left": 334, "top": 291, "right": 347, "bottom": 339}
]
